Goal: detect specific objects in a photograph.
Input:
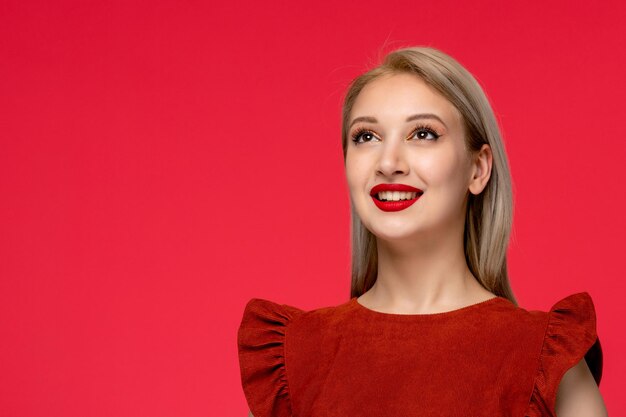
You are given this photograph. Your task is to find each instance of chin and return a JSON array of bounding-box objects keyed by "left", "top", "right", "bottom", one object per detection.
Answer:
[{"left": 365, "top": 223, "right": 420, "bottom": 240}]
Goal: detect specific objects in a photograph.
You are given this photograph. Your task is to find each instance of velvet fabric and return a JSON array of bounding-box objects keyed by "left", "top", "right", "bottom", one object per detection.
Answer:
[{"left": 237, "top": 292, "right": 602, "bottom": 417}]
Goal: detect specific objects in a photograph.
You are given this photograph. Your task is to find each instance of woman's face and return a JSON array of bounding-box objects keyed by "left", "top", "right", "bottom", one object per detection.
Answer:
[{"left": 345, "top": 72, "right": 476, "bottom": 242}]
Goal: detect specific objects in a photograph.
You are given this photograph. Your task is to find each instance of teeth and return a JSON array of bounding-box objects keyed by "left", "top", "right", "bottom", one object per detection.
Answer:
[{"left": 377, "top": 191, "right": 419, "bottom": 201}]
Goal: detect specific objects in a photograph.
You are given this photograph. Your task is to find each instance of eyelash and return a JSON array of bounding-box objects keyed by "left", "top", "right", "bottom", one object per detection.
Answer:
[{"left": 350, "top": 123, "right": 441, "bottom": 144}]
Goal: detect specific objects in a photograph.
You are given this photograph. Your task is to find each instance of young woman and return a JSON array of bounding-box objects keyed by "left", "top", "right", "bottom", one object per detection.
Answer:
[{"left": 237, "top": 46, "right": 606, "bottom": 417}]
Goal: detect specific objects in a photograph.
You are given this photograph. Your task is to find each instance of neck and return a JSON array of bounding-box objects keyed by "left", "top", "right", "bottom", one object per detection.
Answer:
[{"left": 365, "top": 218, "right": 488, "bottom": 314}]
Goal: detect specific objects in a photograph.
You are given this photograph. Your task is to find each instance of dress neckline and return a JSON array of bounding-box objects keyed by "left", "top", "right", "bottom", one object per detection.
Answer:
[{"left": 351, "top": 295, "right": 506, "bottom": 320}]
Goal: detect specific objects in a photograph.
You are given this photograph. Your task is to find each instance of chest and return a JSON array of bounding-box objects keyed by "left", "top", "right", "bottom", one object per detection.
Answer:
[{"left": 286, "top": 318, "right": 545, "bottom": 417}]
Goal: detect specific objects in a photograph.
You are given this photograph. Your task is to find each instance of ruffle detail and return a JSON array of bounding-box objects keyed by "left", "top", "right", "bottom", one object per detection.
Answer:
[
  {"left": 525, "top": 292, "right": 603, "bottom": 417},
  {"left": 237, "top": 298, "right": 305, "bottom": 417}
]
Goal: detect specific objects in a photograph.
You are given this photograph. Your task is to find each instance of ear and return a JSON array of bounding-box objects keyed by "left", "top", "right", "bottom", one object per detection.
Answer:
[{"left": 468, "top": 144, "right": 493, "bottom": 195}]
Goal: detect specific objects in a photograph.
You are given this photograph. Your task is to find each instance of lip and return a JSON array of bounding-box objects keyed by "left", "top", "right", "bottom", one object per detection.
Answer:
[
  {"left": 370, "top": 183, "right": 423, "bottom": 196},
  {"left": 369, "top": 183, "right": 423, "bottom": 213}
]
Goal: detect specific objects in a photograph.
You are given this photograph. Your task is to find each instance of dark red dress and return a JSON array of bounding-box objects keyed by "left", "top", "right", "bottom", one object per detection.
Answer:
[{"left": 237, "top": 292, "right": 602, "bottom": 417}]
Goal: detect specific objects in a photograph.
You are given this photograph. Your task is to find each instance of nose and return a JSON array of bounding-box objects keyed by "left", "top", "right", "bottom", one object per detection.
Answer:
[{"left": 376, "top": 137, "right": 408, "bottom": 178}]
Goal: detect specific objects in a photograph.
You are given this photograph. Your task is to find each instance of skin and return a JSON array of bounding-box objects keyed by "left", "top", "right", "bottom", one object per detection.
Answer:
[
  {"left": 556, "top": 358, "right": 608, "bottom": 416},
  {"left": 346, "top": 72, "right": 495, "bottom": 314},
  {"left": 247, "top": 72, "right": 607, "bottom": 417}
]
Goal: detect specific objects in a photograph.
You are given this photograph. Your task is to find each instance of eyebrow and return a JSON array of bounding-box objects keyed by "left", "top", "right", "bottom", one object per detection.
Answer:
[{"left": 349, "top": 113, "right": 448, "bottom": 129}]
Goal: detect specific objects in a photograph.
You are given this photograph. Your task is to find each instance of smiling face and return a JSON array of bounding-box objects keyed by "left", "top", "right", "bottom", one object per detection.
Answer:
[{"left": 345, "top": 72, "right": 476, "bottom": 242}]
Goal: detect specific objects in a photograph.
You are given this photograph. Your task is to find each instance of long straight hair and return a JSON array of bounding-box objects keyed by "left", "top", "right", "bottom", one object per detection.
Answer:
[{"left": 341, "top": 46, "right": 518, "bottom": 305}]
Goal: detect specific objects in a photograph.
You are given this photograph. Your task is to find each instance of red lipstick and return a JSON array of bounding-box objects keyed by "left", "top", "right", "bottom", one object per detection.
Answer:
[{"left": 370, "top": 183, "right": 423, "bottom": 212}]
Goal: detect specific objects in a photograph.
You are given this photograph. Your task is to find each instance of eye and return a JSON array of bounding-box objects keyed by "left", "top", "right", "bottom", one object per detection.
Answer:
[
  {"left": 411, "top": 123, "right": 441, "bottom": 141},
  {"left": 351, "top": 127, "right": 379, "bottom": 144}
]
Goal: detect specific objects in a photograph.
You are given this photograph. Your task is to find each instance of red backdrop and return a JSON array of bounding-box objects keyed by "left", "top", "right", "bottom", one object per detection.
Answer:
[{"left": 1, "top": 1, "right": 624, "bottom": 416}]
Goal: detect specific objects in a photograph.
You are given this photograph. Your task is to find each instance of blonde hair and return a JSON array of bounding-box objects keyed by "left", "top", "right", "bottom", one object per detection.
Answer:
[{"left": 341, "top": 46, "right": 518, "bottom": 306}]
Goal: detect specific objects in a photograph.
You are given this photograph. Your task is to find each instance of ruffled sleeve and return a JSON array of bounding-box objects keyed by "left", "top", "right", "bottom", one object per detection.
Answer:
[
  {"left": 525, "top": 292, "right": 603, "bottom": 417},
  {"left": 237, "top": 298, "right": 304, "bottom": 417}
]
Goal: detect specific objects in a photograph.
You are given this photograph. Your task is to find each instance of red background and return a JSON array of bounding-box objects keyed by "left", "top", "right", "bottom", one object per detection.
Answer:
[{"left": 1, "top": 1, "right": 624, "bottom": 416}]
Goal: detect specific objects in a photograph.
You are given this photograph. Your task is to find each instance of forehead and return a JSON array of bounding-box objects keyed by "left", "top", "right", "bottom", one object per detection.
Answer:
[{"left": 350, "top": 73, "right": 462, "bottom": 127}]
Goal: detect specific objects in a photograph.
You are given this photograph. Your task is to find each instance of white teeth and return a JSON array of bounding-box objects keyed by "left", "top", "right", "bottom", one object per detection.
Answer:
[{"left": 377, "top": 191, "right": 419, "bottom": 201}]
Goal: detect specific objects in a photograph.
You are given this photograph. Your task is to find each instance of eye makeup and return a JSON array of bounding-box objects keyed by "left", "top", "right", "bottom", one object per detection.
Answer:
[{"left": 350, "top": 122, "right": 442, "bottom": 145}]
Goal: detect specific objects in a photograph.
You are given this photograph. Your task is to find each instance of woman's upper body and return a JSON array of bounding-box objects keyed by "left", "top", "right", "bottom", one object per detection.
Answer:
[
  {"left": 237, "top": 291, "right": 604, "bottom": 417},
  {"left": 237, "top": 46, "right": 607, "bottom": 417}
]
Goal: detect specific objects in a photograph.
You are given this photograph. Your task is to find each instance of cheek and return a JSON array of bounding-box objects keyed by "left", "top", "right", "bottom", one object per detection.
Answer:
[
  {"left": 344, "top": 156, "right": 362, "bottom": 198},
  {"left": 345, "top": 153, "right": 369, "bottom": 190},
  {"left": 419, "top": 147, "right": 468, "bottom": 190}
]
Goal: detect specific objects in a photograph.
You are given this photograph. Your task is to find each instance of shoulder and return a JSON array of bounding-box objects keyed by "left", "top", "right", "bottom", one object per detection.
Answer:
[
  {"left": 237, "top": 297, "right": 353, "bottom": 330},
  {"left": 236, "top": 297, "right": 352, "bottom": 417},
  {"left": 236, "top": 298, "right": 307, "bottom": 417},
  {"left": 238, "top": 297, "right": 307, "bottom": 325},
  {"left": 524, "top": 292, "right": 604, "bottom": 417}
]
